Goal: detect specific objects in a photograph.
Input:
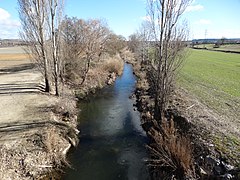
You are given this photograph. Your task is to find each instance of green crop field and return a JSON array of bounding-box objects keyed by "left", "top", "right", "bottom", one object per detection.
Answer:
[
  {"left": 194, "top": 44, "right": 240, "bottom": 52},
  {"left": 178, "top": 49, "right": 240, "bottom": 117}
]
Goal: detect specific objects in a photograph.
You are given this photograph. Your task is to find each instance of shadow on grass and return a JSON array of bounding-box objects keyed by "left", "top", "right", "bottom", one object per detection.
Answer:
[
  {"left": 0, "top": 120, "right": 68, "bottom": 133},
  {"left": 0, "top": 63, "right": 45, "bottom": 94},
  {"left": 0, "top": 120, "right": 70, "bottom": 142},
  {"left": 0, "top": 83, "right": 45, "bottom": 95}
]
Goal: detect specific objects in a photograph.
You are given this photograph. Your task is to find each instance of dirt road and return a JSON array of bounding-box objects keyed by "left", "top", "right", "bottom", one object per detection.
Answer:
[
  {"left": 0, "top": 47, "right": 75, "bottom": 179},
  {"left": 0, "top": 47, "right": 58, "bottom": 135}
]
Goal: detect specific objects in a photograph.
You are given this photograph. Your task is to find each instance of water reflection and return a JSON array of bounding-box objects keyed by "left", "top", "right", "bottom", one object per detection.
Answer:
[{"left": 63, "top": 63, "right": 149, "bottom": 180}]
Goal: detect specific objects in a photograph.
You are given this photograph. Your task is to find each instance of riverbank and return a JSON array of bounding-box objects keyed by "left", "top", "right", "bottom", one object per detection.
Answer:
[
  {"left": 0, "top": 48, "right": 79, "bottom": 179},
  {"left": 130, "top": 58, "right": 239, "bottom": 179}
]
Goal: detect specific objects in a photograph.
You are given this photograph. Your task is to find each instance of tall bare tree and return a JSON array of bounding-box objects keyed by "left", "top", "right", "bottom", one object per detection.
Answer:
[
  {"left": 18, "top": 0, "right": 51, "bottom": 92},
  {"left": 47, "top": 0, "right": 64, "bottom": 96},
  {"left": 146, "top": 0, "right": 191, "bottom": 120},
  {"left": 18, "top": 0, "right": 64, "bottom": 96}
]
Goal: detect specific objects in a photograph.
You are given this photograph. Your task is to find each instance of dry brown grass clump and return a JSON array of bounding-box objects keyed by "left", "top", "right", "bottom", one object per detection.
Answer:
[
  {"left": 147, "top": 118, "right": 196, "bottom": 179},
  {"left": 52, "top": 92, "right": 78, "bottom": 123},
  {"left": 120, "top": 47, "right": 135, "bottom": 63},
  {"left": 0, "top": 126, "right": 71, "bottom": 180},
  {"left": 85, "top": 66, "right": 108, "bottom": 88},
  {"left": 102, "top": 54, "right": 124, "bottom": 76}
]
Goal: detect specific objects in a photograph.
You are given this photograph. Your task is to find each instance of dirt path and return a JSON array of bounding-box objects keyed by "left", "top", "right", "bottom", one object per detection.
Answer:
[
  {"left": 0, "top": 47, "right": 76, "bottom": 179},
  {"left": 0, "top": 50, "right": 58, "bottom": 134}
]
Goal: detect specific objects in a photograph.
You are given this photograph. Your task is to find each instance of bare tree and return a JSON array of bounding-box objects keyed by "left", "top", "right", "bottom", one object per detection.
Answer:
[
  {"left": 136, "top": 21, "right": 153, "bottom": 64},
  {"left": 105, "top": 34, "right": 126, "bottom": 56},
  {"left": 146, "top": 0, "right": 191, "bottom": 121},
  {"left": 18, "top": 0, "right": 64, "bottom": 96},
  {"left": 18, "top": 0, "right": 51, "bottom": 92},
  {"left": 79, "top": 19, "right": 110, "bottom": 84},
  {"left": 61, "top": 17, "right": 112, "bottom": 85},
  {"left": 47, "top": 0, "right": 64, "bottom": 96}
]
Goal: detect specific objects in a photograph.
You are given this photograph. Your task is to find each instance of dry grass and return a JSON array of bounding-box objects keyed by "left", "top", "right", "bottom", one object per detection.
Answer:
[
  {"left": 52, "top": 93, "right": 78, "bottom": 122},
  {"left": 0, "top": 54, "right": 31, "bottom": 68},
  {"left": 65, "top": 54, "right": 124, "bottom": 89},
  {"left": 0, "top": 53, "right": 30, "bottom": 61},
  {"left": 44, "top": 126, "right": 70, "bottom": 168},
  {"left": 147, "top": 118, "right": 195, "bottom": 179},
  {"left": 120, "top": 47, "right": 135, "bottom": 62},
  {"left": 0, "top": 126, "right": 71, "bottom": 180},
  {"left": 85, "top": 55, "right": 124, "bottom": 87},
  {"left": 86, "top": 66, "right": 108, "bottom": 88},
  {"left": 102, "top": 55, "right": 124, "bottom": 75}
]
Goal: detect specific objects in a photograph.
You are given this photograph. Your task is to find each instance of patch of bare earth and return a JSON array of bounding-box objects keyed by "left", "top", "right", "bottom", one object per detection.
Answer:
[{"left": 0, "top": 50, "right": 78, "bottom": 179}]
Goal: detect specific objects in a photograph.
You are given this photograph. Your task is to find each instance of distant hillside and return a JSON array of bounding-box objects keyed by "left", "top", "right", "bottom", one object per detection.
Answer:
[{"left": 0, "top": 39, "right": 26, "bottom": 47}]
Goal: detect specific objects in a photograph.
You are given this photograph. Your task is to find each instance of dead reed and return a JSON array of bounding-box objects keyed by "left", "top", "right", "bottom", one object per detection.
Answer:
[{"left": 147, "top": 118, "right": 196, "bottom": 179}]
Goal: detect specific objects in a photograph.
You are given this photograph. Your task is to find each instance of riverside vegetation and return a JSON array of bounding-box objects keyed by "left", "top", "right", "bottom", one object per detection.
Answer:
[
  {"left": 1, "top": 0, "right": 239, "bottom": 179},
  {"left": 129, "top": 47, "right": 240, "bottom": 179},
  {"left": 127, "top": 0, "right": 240, "bottom": 179}
]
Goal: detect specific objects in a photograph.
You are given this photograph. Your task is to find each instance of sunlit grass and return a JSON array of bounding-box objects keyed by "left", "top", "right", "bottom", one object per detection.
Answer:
[
  {"left": 178, "top": 49, "right": 240, "bottom": 114},
  {"left": 194, "top": 44, "right": 240, "bottom": 52}
]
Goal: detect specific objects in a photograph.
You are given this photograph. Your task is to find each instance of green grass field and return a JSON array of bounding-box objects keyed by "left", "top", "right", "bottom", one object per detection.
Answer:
[
  {"left": 194, "top": 44, "right": 240, "bottom": 52},
  {"left": 178, "top": 49, "right": 240, "bottom": 117}
]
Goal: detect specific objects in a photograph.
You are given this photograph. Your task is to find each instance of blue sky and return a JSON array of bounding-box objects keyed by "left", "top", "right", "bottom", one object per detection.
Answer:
[{"left": 0, "top": 0, "right": 240, "bottom": 40}]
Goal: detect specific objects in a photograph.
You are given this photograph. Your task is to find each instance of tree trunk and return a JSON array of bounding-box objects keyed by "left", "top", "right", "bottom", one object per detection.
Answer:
[
  {"left": 44, "top": 76, "right": 50, "bottom": 92},
  {"left": 80, "top": 57, "right": 91, "bottom": 85},
  {"left": 42, "top": 47, "right": 51, "bottom": 93}
]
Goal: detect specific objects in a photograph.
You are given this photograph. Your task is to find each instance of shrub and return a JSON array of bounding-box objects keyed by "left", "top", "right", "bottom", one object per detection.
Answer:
[
  {"left": 102, "top": 55, "right": 124, "bottom": 75},
  {"left": 147, "top": 118, "right": 196, "bottom": 179}
]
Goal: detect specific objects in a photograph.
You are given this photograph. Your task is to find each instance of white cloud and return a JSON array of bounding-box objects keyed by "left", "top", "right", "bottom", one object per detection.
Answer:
[
  {"left": 0, "top": 8, "right": 20, "bottom": 39},
  {"left": 186, "top": 4, "right": 204, "bottom": 12},
  {"left": 0, "top": 8, "right": 10, "bottom": 20},
  {"left": 195, "top": 19, "right": 211, "bottom": 25}
]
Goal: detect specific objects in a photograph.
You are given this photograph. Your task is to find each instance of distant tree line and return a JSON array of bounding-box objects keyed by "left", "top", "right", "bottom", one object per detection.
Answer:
[
  {"left": 18, "top": 0, "right": 126, "bottom": 96},
  {"left": 0, "top": 39, "right": 27, "bottom": 47}
]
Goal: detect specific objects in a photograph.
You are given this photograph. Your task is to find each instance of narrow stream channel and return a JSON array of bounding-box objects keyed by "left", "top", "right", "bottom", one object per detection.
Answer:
[{"left": 63, "top": 63, "right": 150, "bottom": 180}]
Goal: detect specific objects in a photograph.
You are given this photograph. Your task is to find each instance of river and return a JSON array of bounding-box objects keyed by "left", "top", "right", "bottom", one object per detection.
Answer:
[{"left": 63, "top": 63, "right": 150, "bottom": 180}]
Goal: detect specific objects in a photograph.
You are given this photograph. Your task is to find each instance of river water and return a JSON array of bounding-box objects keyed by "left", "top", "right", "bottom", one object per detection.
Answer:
[{"left": 63, "top": 63, "right": 150, "bottom": 180}]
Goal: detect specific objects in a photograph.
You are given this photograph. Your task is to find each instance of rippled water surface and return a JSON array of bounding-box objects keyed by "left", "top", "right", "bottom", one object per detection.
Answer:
[{"left": 63, "top": 63, "right": 150, "bottom": 180}]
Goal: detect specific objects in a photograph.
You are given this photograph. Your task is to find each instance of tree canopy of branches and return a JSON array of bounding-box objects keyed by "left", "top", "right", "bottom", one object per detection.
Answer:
[
  {"left": 61, "top": 16, "right": 126, "bottom": 85},
  {"left": 18, "top": 0, "right": 64, "bottom": 96},
  {"left": 128, "top": 21, "right": 153, "bottom": 64},
  {"left": 61, "top": 17, "right": 111, "bottom": 84},
  {"left": 19, "top": 1, "right": 127, "bottom": 94}
]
